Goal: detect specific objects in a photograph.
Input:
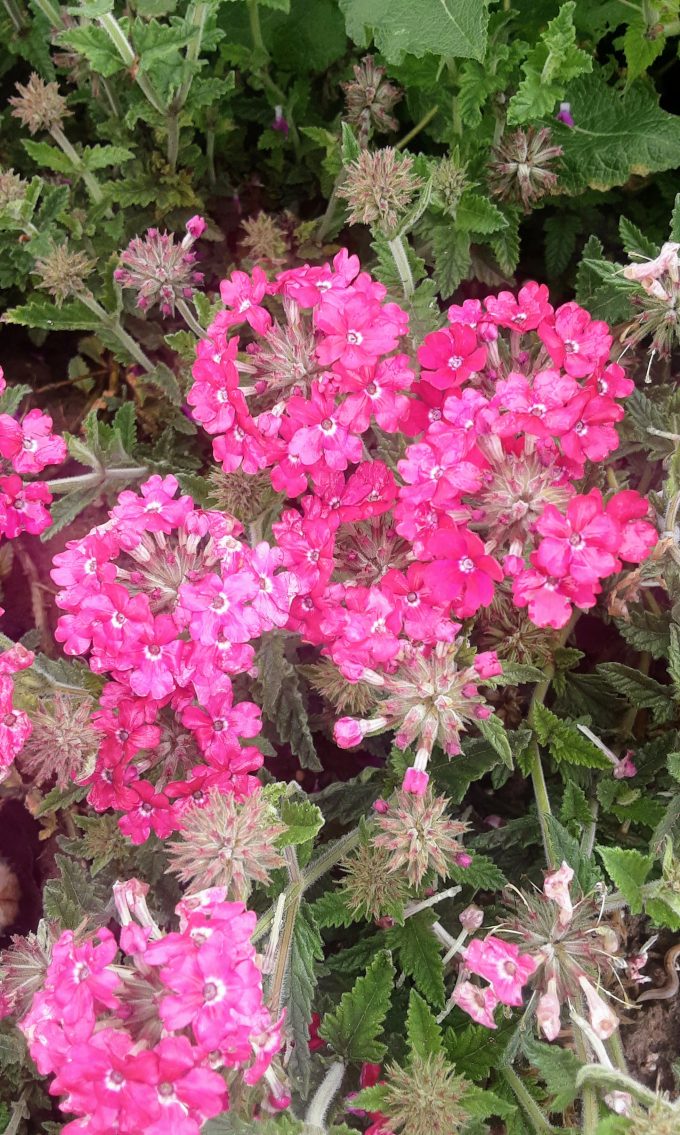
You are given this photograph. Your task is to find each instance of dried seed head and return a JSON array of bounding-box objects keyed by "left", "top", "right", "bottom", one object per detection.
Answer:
[
  {"left": 207, "top": 466, "right": 276, "bottom": 524},
  {"left": 0, "top": 168, "right": 28, "bottom": 211},
  {"left": 433, "top": 151, "right": 472, "bottom": 216},
  {"left": 340, "top": 838, "right": 409, "bottom": 921},
  {"left": 9, "top": 73, "right": 70, "bottom": 135},
  {"left": 381, "top": 1053, "right": 472, "bottom": 1135},
  {"left": 303, "top": 657, "right": 376, "bottom": 716},
  {"left": 342, "top": 55, "right": 402, "bottom": 144},
  {"left": 240, "top": 212, "right": 288, "bottom": 266},
  {"left": 626, "top": 1101, "right": 680, "bottom": 1135},
  {"left": 19, "top": 693, "right": 99, "bottom": 788},
  {"left": 339, "top": 148, "right": 423, "bottom": 233},
  {"left": 373, "top": 788, "right": 468, "bottom": 888},
  {"left": 488, "top": 127, "right": 563, "bottom": 211},
  {"left": 32, "top": 242, "right": 95, "bottom": 308},
  {"left": 167, "top": 790, "right": 286, "bottom": 899}
]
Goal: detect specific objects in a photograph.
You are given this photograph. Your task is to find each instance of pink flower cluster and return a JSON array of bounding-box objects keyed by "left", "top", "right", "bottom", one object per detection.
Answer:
[
  {"left": 0, "top": 643, "right": 34, "bottom": 777},
  {"left": 17, "top": 883, "right": 284, "bottom": 1135},
  {"left": 0, "top": 367, "right": 66, "bottom": 540},
  {"left": 51, "top": 475, "right": 297, "bottom": 841},
  {"left": 453, "top": 935, "right": 538, "bottom": 1028}
]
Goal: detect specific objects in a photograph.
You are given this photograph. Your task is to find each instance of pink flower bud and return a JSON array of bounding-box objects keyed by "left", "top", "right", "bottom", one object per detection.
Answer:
[
  {"left": 536, "top": 978, "right": 561, "bottom": 1042},
  {"left": 555, "top": 101, "right": 575, "bottom": 128},
  {"left": 402, "top": 767, "right": 429, "bottom": 795},
  {"left": 474, "top": 705, "right": 493, "bottom": 719},
  {"left": 334, "top": 716, "right": 364, "bottom": 748},
  {"left": 613, "top": 750, "right": 637, "bottom": 779},
  {"left": 484, "top": 814, "right": 503, "bottom": 829},
  {"left": 543, "top": 861, "right": 574, "bottom": 926},
  {"left": 604, "top": 1092, "right": 632, "bottom": 1116},
  {"left": 375, "top": 916, "right": 395, "bottom": 930},
  {"left": 372, "top": 798, "right": 390, "bottom": 814},
  {"left": 186, "top": 214, "right": 207, "bottom": 239},
  {"left": 360, "top": 1063, "right": 383, "bottom": 1090},
  {"left": 460, "top": 905, "right": 484, "bottom": 931},
  {"left": 455, "top": 852, "right": 473, "bottom": 868},
  {"left": 579, "top": 975, "right": 619, "bottom": 1039}
]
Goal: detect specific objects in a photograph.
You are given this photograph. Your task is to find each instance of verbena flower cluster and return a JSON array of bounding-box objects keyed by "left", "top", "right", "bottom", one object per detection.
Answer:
[
  {"left": 0, "top": 366, "right": 66, "bottom": 542},
  {"left": 185, "top": 254, "right": 657, "bottom": 793},
  {"left": 13, "top": 881, "right": 284, "bottom": 1134},
  {"left": 51, "top": 477, "right": 296, "bottom": 841}
]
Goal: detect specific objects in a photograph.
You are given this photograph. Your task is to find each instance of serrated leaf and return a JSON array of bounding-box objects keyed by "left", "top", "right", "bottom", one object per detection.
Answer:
[
  {"left": 82, "top": 144, "right": 134, "bottom": 170},
  {"left": 429, "top": 224, "right": 471, "bottom": 298},
  {"left": 560, "top": 781, "right": 593, "bottom": 828},
  {"left": 312, "top": 889, "right": 355, "bottom": 929},
  {"left": 544, "top": 214, "right": 581, "bottom": 278},
  {"left": 287, "top": 902, "right": 323, "bottom": 1095},
  {"left": 443, "top": 1019, "right": 513, "bottom": 1079},
  {"left": 555, "top": 72, "right": 680, "bottom": 194},
  {"left": 447, "top": 852, "right": 506, "bottom": 890},
  {"left": 254, "top": 634, "right": 320, "bottom": 771},
  {"left": 456, "top": 192, "right": 507, "bottom": 235},
  {"left": 462, "top": 1085, "right": 516, "bottom": 1120},
  {"left": 617, "top": 610, "right": 670, "bottom": 659},
  {"left": 0, "top": 383, "right": 30, "bottom": 416},
  {"left": 531, "top": 702, "right": 612, "bottom": 769},
  {"left": 42, "top": 854, "right": 107, "bottom": 929},
  {"left": 619, "top": 215, "right": 659, "bottom": 260},
  {"left": 58, "top": 22, "right": 126, "bottom": 74},
  {"left": 34, "top": 784, "right": 88, "bottom": 818},
  {"left": 624, "top": 20, "right": 665, "bottom": 83},
  {"left": 407, "top": 989, "right": 443, "bottom": 1058},
  {"left": 522, "top": 1035, "right": 583, "bottom": 1111},
  {"left": 671, "top": 193, "right": 680, "bottom": 242},
  {"left": 278, "top": 797, "right": 324, "bottom": 848},
  {"left": 22, "top": 139, "right": 76, "bottom": 175},
  {"left": 507, "top": 2, "right": 592, "bottom": 125},
  {"left": 597, "top": 846, "right": 653, "bottom": 913},
  {"left": 490, "top": 209, "right": 521, "bottom": 277},
  {"left": 476, "top": 713, "right": 513, "bottom": 769},
  {"left": 340, "top": 121, "right": 361, "bottom": 166},
  {"left": 338, "top": 0, "right": 490, "bottom": 63},
  {"left": 41, "top": 484, "right": 103, "bottom": 540},
  {"left": 3, "top": 297, "right": 100, "bottom": 332},
  {"left": 318, "top": 951, "right": 395, "bottom": 1062},
  {"left": 387, "top": 911, "right": 445, "bottom": 1008},
  {"left": 597, "top": 663, "right": 676, "bottom": 724},
  {"left": 543, "top": 813, "right": 601, "bottom": 891}
]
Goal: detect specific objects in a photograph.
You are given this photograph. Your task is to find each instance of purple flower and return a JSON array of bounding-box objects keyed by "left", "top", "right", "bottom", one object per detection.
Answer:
[{"left": 555, "top": 102, "right": 574, "bottom": 128}]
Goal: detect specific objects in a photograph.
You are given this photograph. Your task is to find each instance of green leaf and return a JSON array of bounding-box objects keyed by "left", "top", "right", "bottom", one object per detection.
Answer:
[
  {"left": 287, "top": 902, "right": 323, "bottom": 1096},
  {"left": 58, "top": 22, "right": 124, "bottom": 74},
  {"left": 670, "top": 193, "right": 680, "bottom": 242},
  {"left": 312, "top": 889, "right": 355, "bottom": 929},
  {"left": 34, "top": 783, "right": 88, "bottom": 818},
  {"left": 455, "top": 192, "right": 507, "bottom": 235},
  {"left": 668, "top": 623, "right": 680, "bottom": 701},
  {"left": 530, "top": 702, "right": 611, "bottom": 769},
  {"left": 443, "top": 1019, "right": 513, "bottom": 1078},
  {"left": 507, "top": 2, "right": 592, "bottom": 125},
  {"left": 597, "top": 663, "right": 676, "bottom": 724},
  {"left": 338, "top": 0, "right": 490, "bottom": 63},
  {"left": 407, "top": 989, "right": 443, "bottom": 1058},
  {"left": 3, "top": 297, "right": 100, "bottom": 332},
  {"left": 42, "top": 854, "right": 107, "bottom": 929},
  {"left": 544, "top": 214, "right": 581, "bottom": 278},
  {"left": 522, "top": 1035, "right": 583, "bottom": 1111},
  {"left": 429, "top": 224, "right": 471, "bottom": 298},
  {"left": 429, "top": 738, "right": 502, "bottom": 805},
  {"left": 318, "top": 951, "right": 395, "bottom": 1062},
  {"left": 254, "top": 634, "right": 320, "bottom": 771},
  {"left": 490, "top": 209, "right": 521, "bottom": 277},
  {"left": 22, "top": 139, "right": 76, "bottom": 175},
  {"left": 387, "top": 911, "right": 445, "bottom": 1008},
  {"left": 555, "top": 72, "right": 680, "bottom": 194},
  {"left": 0, "top": 384, "right": 30, "bottom": 416},
  {"left": 340, "top": 121, "right": 361, "bottom": 166},
  {"left": 82, "top": 144, "right": 134, "bottom": 170},
  {"left": 42, "top": 484, "right": 104, "bottom": 540},
  {"left": 617, "top": 610, "right": 670, "bottom": 659},
  {"left": 278, "top": 797, "right": 324, "bottom": 848},
  {"left": 624, "top": 20, "right": 665, "bottom": 83},
  {"left": 447, "top": 852, "right": 506, "bottom": 890},
  {"left": 462, "top": 1085, "right": 516, "bottom": 1121},
  {"left": 560, "top": 781, "right": 593, "bottom": 828},
  {"left": 619, "top": 215, "right": 659, "bottom": 260},
  {"left": 476, "top": 713, "right": 513, "bottom": 769},
  {"left": 542, "top": 814, "right": 601, "bottom": 891},
  {"left": 597, "top": 846, "right": 653, "bottom": 913}
]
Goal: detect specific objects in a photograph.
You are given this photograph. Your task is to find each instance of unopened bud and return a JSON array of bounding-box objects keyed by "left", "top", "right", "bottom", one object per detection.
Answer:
[{"left": 460, "top": 905, "right": 483, "bottom": 931}]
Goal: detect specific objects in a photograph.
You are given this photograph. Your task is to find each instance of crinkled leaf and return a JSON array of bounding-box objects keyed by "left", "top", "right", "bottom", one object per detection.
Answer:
[
  {"left": 407, "top": 989, "right": 443, "bottom": 1058},
  {"left": 3, "top": 297, "right": 100, "bottom": 332},
  {"left": 338, "top": 0, "right": 490, "bottom": 63},
  {"left": 22, "top": 139, "right": 76, "bottom": 175},
  {"left": 254, "top": 634, "right": 320, "bottom": 770},
  {"left": 443, "top": 1019, "right": 513, "bottom": 1079},
  {"left": 619, "top": 215, "right": 659, "bottom": 260},
  {"left": 531, "top": 702, "right": 612, "bottom": 769},
  {"left": 278, "top": 798, "right": 324, "bottom": 848},
  {"left": 286, "top": 902, "right": 323, "bottom": 1096},
  {"left": 522, "top": 1035, "right": 583, "bottom": 1111},
  {"left": 387, "top": 911, "right": 445, "bottom": 1008},
  {"left": 597, "top": 846, "right": 653, "bottom": 914},
  {"left": 318, "top": 950, "right": 395, "bottom": 1061},
  {"left": 476, "top": 713, "right": 513, "bottom": 769},
  {"left": 312, "top": 889, "right": 356, "bottom": 929},
  {"left": 597, "top": 663, "right": 676, "bottom": 724}
]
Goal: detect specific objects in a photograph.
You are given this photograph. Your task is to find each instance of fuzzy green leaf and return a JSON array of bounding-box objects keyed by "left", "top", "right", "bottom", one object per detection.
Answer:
[
  {"left": 429, "top": 224, "right": 471, "bottom": 298},
  {"left": 338, "top": 0, "right": 489, "bottom": 63},
  {"left": 41, "top": 485, "right": 104, "bottom": 540},
  {"left": 312, "top": 889, "right": 355, "bottom": 929},
  {"left": 619, "top": 215, "right": 659, "bottom": 260},
  {"left": 287, "top": 902, "right": 323, "bottom": 1096},
  {"left": 318, "top": 951, "right": 395, "bottom": 1061},
  {"left": 544, "top": 214, "right": 581, "bottom": 278},
  {"left": 447, "top": 852, "right": 506, "bottom": 890},
  {"left": 3, "top": 297, "right": 100, "bottom": 332},
  {"left": 387, "top": 911, "right": 445, "bottom": 1008},
  {"left": 522, "top": 1035, "right": 583, "bottom": 1111},
  {"left": 624, "top": 20, "right": 665, "bottom": 83},
  {"left": 597, "top": 663, "right": 676, "bottom": 724},
  {"left": 443, "top": 1019, "right": 513, "bottom": 1079},
  {"left": 278, "top": 798, "right": 324, "bottom": 848},
  {"left": 42, "top": 854, "right": 107, "bottom": 929},
  {"left": 597, "top": 846, "right": 653, "bottom": 913},
  {"left": 555, "top": 72, "right": 680, "bottom": 194},
  {"left": 407, "top": 989, "right": 443, "bottom": 1059},
  {"left": 82, "top": 144, "right": 134, "bottom": 170},
  {"left": 22, "top": 139, "right": 76, "bottom": 175},
  {"left": 507, "top": 2, "right": 591, "bottom": 125},
  {"left": 476, "top": 713, "right": 513, "bottom": 769},
  {"left": 254, "top": 633, "right": 320, "bottom": 770},
  {"left": 455, "top": 192, "right": 507, "bottom": 235},
  {"left": 531, "top": 702, "right": 611, "bottom": 769}
]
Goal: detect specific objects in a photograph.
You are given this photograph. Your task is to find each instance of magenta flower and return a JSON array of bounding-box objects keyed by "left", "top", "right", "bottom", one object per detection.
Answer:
[{"left": 417, "top": 324, "right": 487, "bottom": 391}]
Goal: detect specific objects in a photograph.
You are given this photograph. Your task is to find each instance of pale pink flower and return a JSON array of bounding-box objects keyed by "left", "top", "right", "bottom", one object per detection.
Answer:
[{"left": 543, "top": 861, "right": 575, "bottom": 927}]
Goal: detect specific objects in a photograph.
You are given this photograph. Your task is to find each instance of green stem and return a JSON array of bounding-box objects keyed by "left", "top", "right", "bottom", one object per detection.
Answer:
[
  {"left": 31, "top": 0, "right": 63, "bottom": 26},
  {"left": 396, "top": 105, "right": 439, "bottom": 150},
  {"left": 166, "top": 112, "right": 180, "bottom": 172},
  {"left": 49, "top": 126, "right": 103, "bottom": 204},
  {"left": 79, "top": 294, "right": 156, "bottom": 373},
  {"left": 574, "top": 1028, "right": 599, "bottom": 1135},
  {"left": 253, "top": 828, "right": 360, "bottom": 943},
  {"left": 304, "top": 1061, "right": 346, "bottom": 1134},
  {"left": 317, "top": 175, "right": 343, "bottom": 243},
  {"left": 248, "top": 0, "right": 267, "bottom": 54},
  {"left": 46, "top": 466, "right": 149, "bottom": 494},
  {"left": 3, "top": 0, "right": 25, "bottom": 30},
  {"left": 527, "top": 611, "right": 580, "bottom": 867},
  {"left": 576, "top": 1065, "right": 660, "bottom": 1110},
  {"left": 607, "top": 1029, "right": 628, "bottom": 1074},
  {"left": 501, "top": 1066, "right": 555, "bottom": 1135},
  {"left": 165, "top": 1, "right": 209, "bottom": 170},
  {"left": 387, "top": 234, "right": 415, "bottom": 299},
  {"left": 176, "top": 298, "right": 205, "bottom": 338},
  {"left": 267, "top": 850, "right": 302, "bottom": 1016},
  {"left": 206, "top": 128, "right": 216, "bottom": 186},
  {"left": 98, "top": 13, "right": 166, "bottom": 115}
]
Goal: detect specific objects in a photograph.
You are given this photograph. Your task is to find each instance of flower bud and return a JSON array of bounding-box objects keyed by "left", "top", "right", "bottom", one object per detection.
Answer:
[
  {"left": 543, "top": 860, "right": 574, "bottom": 927},
  {"left": 460, "top": 905, "right": 483, "bottom": 931},
  {"left": 402, "top": 767, "right": 429, "bottom": 795},
  {"left": 578, "top": 974, "right": 619, "bottom": 1039},
  {"left": 536, "top": 978, "right": 561, "bottom": 1041}
]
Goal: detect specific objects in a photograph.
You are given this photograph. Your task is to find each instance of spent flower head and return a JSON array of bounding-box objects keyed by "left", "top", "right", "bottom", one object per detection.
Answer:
[
  {"left": 339, "top": 837, "right": 409, "bottom": 921},
  {"left": 9, "top": 73, "right": 70, "bottom": 135},
  {"left": 379, "top": 1053, "right": 472, "bottom": 1135},
  {"left": 339, "top": 148, "right": 422, "bottom": 233},
  {"left": 240, "top": 212, "right": 288, "bottom": 266},
  {"left": 0, "top": 168, "right": 28, "bottom": 210},
  {"left": 114, "top": 221, "right": 204, "bottom": 316},
  {"left": 207, "top": 466, "right": 276, "bottom": 523},
  {"left": 342, "top": 55, "right": 402, "bottom": 144},
  {"left": 433, "top": 150, "right": 472, "bottom": 216},
  {"left": 373, "top": 788, "right": 468, "bottom": 888},
  {"left": 167, "top": 789, "right": 286, "bottom": 898},
  {"left": 33, "top": 242, "right": 95, "bottom": 307},
  {"left": 18, "top": 693, "right": 99, "bottom": 788},
  {"left": 488, "top": 127, "right": 563, "bottom": 211}
]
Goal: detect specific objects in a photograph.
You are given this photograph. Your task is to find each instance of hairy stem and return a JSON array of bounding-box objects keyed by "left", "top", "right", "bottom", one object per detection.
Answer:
[
  {"left": 46, "top": 466, "right": 149, "bottom": 494},
  {"left": 304, "top": 1061, "right": 346, "bottom": 1133},
  {"left": 31, "top": 0, "right": 63, "bottom": 26},
  {"left": 387, "top": 234, "right": 415, "bottom": 299},
  {"left": 79, "top": 294, "right": 156, "bottom": 373},
  {"left": 176, "top": 298, "right": 205, "bottom": 338},
  {"left": 574, "top": 1027, "right": 599, "bottom": 1135},
  {"left": 396, "top": 105, "right": 439, "bottom": 150},
  {"left": 501, "top": 1065, "right": 555, "bottom": 1135},
  {"left": 49, "top": 126, "right": 103, "bottom": 204},
  {"left": 2, "top": 0, "right": 25, "bottom": 30},
  {"left": 99, "top": 13, "right": 166, "bottom": 115}
]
